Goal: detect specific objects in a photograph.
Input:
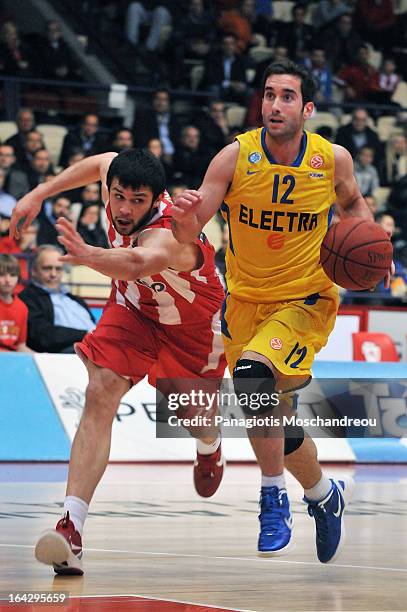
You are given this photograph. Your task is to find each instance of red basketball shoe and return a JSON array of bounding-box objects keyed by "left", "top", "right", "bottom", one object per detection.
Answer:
[
  {"left": 193, "top": 445, "right": 225, "bottom": 497},
  {"left": 35, "top": 512, "right": 83, "bottom": 575}
]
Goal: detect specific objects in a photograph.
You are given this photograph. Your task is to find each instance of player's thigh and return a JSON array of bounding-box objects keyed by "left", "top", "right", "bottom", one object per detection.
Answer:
[
  {"left": 245, "top": 289, "right": 338, "bottom": 391},
  {"left": 221, "top": 295, "right": 259, "bottom": 373}
]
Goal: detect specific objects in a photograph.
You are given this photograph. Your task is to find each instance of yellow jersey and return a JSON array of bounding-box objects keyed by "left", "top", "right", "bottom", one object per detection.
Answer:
[{"left": 221, "top": 128, "right": 336, "bottom": 302}]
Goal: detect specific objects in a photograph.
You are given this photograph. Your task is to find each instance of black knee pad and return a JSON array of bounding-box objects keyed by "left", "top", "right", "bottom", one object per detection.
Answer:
[
  {"left": 284, "top": 425, "right": 305, "bottom": 455},
  {"left": 233, "top": 359, "right": 279, "bottom": 416}
]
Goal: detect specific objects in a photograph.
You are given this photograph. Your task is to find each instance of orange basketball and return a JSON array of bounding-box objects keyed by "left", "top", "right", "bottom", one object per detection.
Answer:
[{"left": 320, "top": 218, "right": 393, "bottom": 290}]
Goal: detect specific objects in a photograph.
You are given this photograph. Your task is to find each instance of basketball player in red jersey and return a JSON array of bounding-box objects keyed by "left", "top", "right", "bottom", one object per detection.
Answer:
[{"left": 9, "top": 149, "right": 226, "bottom": 575}]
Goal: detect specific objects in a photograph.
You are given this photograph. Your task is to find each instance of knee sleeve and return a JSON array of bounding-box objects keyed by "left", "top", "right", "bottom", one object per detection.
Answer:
[
  {"left": 284, "top": 425, "right": 305, "bottom": 455},
  {"left": 233, "top": 359, "right": 279, "bottom": 416}
]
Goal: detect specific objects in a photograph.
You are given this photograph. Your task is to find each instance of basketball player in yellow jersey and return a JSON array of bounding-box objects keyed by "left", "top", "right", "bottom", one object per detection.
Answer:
[{"left": 173, "top": 59, "right": 393, "bottom": 563}]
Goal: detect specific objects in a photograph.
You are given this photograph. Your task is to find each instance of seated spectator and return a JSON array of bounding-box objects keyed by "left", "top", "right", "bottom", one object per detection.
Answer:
[
  {"left": 0, "top": 254, "right": 32, "bottom": 352},
  {"left": 387, "top": 175, "right": 407, "bottom": 234},
  {"left": 374, "top": 213, "right": 407, "bottom": 296},
  {"left": 201, "top": 33, "right": 248, "bottom": 104},
  {"left": 379, "top": 58, "right": 400, "bottom": 100},
  {"left": 335, "top": 108, "right": 382, "bottom": 169},
  {"left": 37, "top": 195, "right": 71, "bottom": 247},
  {"left": 5, "top": 108, "right": 36, "bottom": 162},
  {"left": 354, "top": 147, "right": 380, "bottom": 197},
  {"left": 146, "top": 138, "right": 173, "bottom": 181},
  {"left": 278, "top": 3, "right": 315, "bottom": 62},
  {"left": 19, "top": 245, "right": 95, "bottom": 353},
  {"left": 303, "top": 48, "right": 333, "bottom": 105},
  {"left": 0, "top": 219, "right": 38, "bottom": 292},
  {"left": 312, "top": 0, "right": 349, "bottom": 32},
  {"left": 0, "top": 144, "right": 30, "bottom": 201},
  {"left": 0, "top": 167, "right": 16, "bottom": 218},
  {"left": 59, "top": 113, "right": 107, "bottom": 168},
  {"left": 385, "top": 134, "right": 407, "bottom": 186},
  {"left": 14, "top": 130, "right": 44, "bottom": 171},
  {"left": 77, "top": 203, "right": 109, "bottom": 249},
  {"left": 172, "top": 125, "right": 211, "bottom": 189},
  {"left": 320, "top": 13, "right": 363, "bottom": 73},
  {"left": 110, "top": 128, "right": 134, "bottom": 152},
  {"left": 354, "top": 0, "right": 395, "bottom": 52},
  {"left": 132, "top": 89, "right": 181, "bottom": 163},
  {"left": 336, "top": 45, "right": 381, "bottom": 104},
  {"left": 194, "top": 100, "right": 230, "bottom": 156},
  {"left": 26, "top": 148, "right": 55, "bottom": 190},
  {"left": 67, "top": 149, "right": 85, "bottom": 166},
  {"left": 0, "top": 21, "right": 38, "bottom": 77},
  {"left": 217, "top": 0, "right": 258, "bottom": 54},
  {"left": 36, "top": 20, "right": 81, "bottom": 81},
  {"left": 125, "top": 1, "right": 172, "bottom": 52}
]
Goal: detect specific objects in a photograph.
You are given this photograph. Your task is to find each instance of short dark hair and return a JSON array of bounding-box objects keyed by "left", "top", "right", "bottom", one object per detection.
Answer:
[
  {"left": 0, "top": 253, "right": 20, "bottom": 277},
  {"left": 261, "top": 59, "right": 317, "bottom": 106},
  {"left": 106, "top": 148, "right": 166, "bottom": 202}
]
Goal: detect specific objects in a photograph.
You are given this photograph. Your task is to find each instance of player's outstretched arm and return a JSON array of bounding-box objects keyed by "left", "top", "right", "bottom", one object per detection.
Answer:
[
  {"left": 9, "top": 152, "right": 117, "bottom": 239},
  {"left": 57, "top": 218, "right": 198, "bottom": 280},
  {"left": 333, "top": 144, "right": 373, "bottom": 220},
  {"left": 172, "top": 142, "right": 239, "bottom": 243}
]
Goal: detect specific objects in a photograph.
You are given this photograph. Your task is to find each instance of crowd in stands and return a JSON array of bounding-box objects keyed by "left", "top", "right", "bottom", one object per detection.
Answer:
[{"left": 0, "top": 1, "right": 407, "bottom": 353}]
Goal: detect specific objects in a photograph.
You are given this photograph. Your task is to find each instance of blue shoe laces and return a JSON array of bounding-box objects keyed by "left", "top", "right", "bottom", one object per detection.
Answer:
[{"left": 260, "top": 488, "right": 288, "bottom": 532}]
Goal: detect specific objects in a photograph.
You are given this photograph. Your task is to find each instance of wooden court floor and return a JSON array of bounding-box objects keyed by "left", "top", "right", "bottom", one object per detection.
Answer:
[{"left": 0, "top": 463, "right": 406, "bottom": 612}]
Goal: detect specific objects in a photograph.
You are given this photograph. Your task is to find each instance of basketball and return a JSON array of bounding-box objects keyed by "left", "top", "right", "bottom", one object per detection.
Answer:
[{"left": 320, "top": 218, "right": 393, "bottom": 290}]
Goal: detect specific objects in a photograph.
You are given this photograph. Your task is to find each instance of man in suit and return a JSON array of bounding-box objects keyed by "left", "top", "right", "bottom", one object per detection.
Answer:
[
  {"left": 335, "top": 107, "right": 382, "bottom": 171},
  {"left": 202, "top": 33, "right": 248, "bottom": 104},
  {"left": 19, "top": 244, "right": 95, "bottom": 352},
  {"left": 59, "top": 114, "right": 107, "bottom": 168}
]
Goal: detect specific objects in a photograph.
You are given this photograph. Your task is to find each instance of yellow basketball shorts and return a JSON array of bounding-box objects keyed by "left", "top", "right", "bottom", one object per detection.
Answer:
[{"left": 221, "top": 286, "right": 339, "bottom": 378}]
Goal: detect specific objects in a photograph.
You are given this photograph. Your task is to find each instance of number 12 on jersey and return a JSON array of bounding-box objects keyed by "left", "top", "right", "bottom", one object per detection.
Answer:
[{"left": 272, "top": 174, "right": 296, "bottom": 205}]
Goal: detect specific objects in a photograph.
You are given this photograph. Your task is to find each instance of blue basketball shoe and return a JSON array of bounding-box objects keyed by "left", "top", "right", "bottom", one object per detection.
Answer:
[
  {"left": 305, "top": 477, "right": 355, "bottom": 564},
  {"left": 258, "top": 486, "right": 293, "bottom": 556}
]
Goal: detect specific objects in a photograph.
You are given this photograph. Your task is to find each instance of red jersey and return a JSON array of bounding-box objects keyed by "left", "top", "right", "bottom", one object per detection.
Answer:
[
  {"left": 105, "top": 191, "right": 225, "bottom": 325},
  {"left": 0, "top": 296, "right": 28, "bottom": 351}
]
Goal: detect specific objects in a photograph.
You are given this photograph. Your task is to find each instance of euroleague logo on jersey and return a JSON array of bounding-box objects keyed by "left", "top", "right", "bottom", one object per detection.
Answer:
[
  {"left": 270, "top": 337, "right": 283, "bottom": 350},
  {"left": 310, "top": 154, "right": 324, "bottom": 169}
]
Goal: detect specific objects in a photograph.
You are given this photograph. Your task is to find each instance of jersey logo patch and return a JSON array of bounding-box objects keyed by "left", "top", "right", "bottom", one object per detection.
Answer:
[
  {"left": 267, "top": 234, "right": 285, "bottom": 249},
  {"left": 248, "top": 151, "right": 262, "bottom": 164},
  {"left": 309, "top": 172, "right": 325, "bottom": 179},
  {"left": 270, "top": 337, "right": 283, "bottom": 350},
  {"left": 310, "top": 154, "right": 324, "bottom": 169}
]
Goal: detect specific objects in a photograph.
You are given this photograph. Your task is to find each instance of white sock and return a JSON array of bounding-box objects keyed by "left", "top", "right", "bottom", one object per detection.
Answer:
[
  {"left": 304, "top": 474, "right": 332, "bottom": 501},
  {"left": 63, "top": 496, "right": 89, "bottom": 535},
  {"left": 262, "top": 473, "right": 286, "bottom": 490},
  {"left": 196, "top": 435, "right": 221, "bottom": 455}
]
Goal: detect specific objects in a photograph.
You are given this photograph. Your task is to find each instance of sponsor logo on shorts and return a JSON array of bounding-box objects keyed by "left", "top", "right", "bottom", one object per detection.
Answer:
[
  {"left": 248, "top": 151, "right": 262, "bottom": 164},
  {"left": 270, "top": 337, "right": 283, "bottom": 350},
  {"left": 310, "top": 154, "right": 324, "bottom": 169}
]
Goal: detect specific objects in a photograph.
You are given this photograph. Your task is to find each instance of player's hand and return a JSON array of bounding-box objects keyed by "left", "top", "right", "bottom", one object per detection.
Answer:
[
  {"left": 9, "top": 192, "right": 43, "bottom": 239},
  {"left": 56, "top": 218, "right": 91, "bottom": 265},
  {"left": 171, "top": 189, "right": 202, "bottom": 221}
]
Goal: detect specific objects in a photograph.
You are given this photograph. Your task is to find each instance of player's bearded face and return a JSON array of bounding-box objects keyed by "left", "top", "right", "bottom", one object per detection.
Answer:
[
  {"left": 262, "top": 75, "right": 309, "bottom": 141},
  {"left": 109, "top": 181, "right": 159, "bottom": 235}
]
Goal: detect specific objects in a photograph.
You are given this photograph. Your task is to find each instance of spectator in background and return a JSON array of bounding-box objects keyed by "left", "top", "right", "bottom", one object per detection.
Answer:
[
  {"left": 37, "top": 20, "right": 81, "bottom": 81},
  {"left": 201, "top": 33, "right": 248, "bottom": 104},
  {"left": 67, "top": 149, "right": 85, "bottom": 167},
  {"left": 0, "top": 167, "right": 16, "bottom": 218},
  {"left": 77, "top": 203, "right": 109, "bottom": 249},
  {"left": 385, "top": 134, "right": 407, "bottom": 186},
  {"left": 14, "top": 130, "right": 44, "bottom": 171},
  {"left": 194, "top": 100, "right": 230, "bottom": 156},
  {"left": 172, "top": 125, "right": 211, "bottom": 189},
  {"left": 312, "top": 0, "right": 349, "bottom": 32},
  {"left": 316, "top": 125, "right": 335, "bottom": 142},
  {"left": 303, "top": 48, "right": 332, "bottom": 104},
  {"left": 374, "top": 212, "right": 407, "bottom": 296},
  {"left": 337, "top": 45, "right": 381, "bottom": 104},
  {"left": 37, "top": 195, "right": 71, "bottom": 247},
  {"left": 335, "top": 108, "right": 382, "bottom": 169},
  {"left": 354, "top": 0, "right": 395, "bottom": 52},
  {"left": 279, "top": 3, "right": 315, "bottom": 62},
  {"left": 378, "top": 58, "right": 400, "bottom": 103},
  {"left": 110, "top": 128, "right": 134, "bottom": 152},
  {"left": 133, "top": 89, "right": 180, "bottom": 163},
  {"left": 0, "top": 219, "right": 38, "bottom": 292},
  {"left": 125, "top": 1, "right": 172, "bottom": 52},
  {"left": 26, "top": 148, "right": 54, "bottom": 190},
  {"left": 146, "top": 137, "right": 173, "bottom": 181},
  {"left": 0, "top": 254, "right": 32, "bottom": 352},
  {"left": 59, "top": 114, "right": 107, "bottom": 168},
  {"left": 217, "top": 0, "right": 258, "bottom": 54},
  {"left": 0, "top": 21, "right": 37, "bottom": 77},
  {"left": 0, "top": 144, "right": 30, "bottom": 201},
  {"left": 320, "top": 13, "right": 363, "bottom": 73},
  {"left": 354, "top": 146, "right": 380, "bottom": 197},
  {"left": 19, "top": 245, "right": 95, "bottom": 353},
  {"left": 5, "top": 108, "right": 36, "bottom": 163}
]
